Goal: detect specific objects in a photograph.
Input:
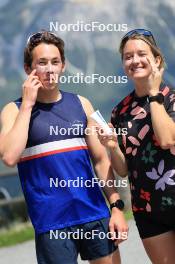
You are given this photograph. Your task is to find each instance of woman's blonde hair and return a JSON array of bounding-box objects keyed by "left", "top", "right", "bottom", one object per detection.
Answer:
[{"left": 119, "top": 34, "right": 166, "bottom": 69}]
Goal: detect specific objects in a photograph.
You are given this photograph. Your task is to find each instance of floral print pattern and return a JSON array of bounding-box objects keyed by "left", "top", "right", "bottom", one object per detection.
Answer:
[
  {"left": 161, "top": 196, "right": 175, "bottom": 211},
  {"left": 142, "top": 142, "right": 157, "bottom": 164},
  {"left": 146, "top": 160, "right": 175, "bottom": 191},
  {"left": 111, "top": 85, "right": 175, "bottom": 213}
]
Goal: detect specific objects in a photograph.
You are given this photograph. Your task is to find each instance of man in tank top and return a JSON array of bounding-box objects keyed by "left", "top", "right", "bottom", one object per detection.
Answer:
[{"left": 0, "top": 31, "right": 128, "bottom": 264}]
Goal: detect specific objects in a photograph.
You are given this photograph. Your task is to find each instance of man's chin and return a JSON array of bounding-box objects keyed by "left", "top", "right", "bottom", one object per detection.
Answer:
[{"left": 41, "top": 83, "right": 57, "bottom": 90}]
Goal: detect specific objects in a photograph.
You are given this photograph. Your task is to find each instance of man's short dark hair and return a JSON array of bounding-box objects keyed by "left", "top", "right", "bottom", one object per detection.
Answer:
[{"left": 24, "top": 31, "right": 65, "bottom": 67}]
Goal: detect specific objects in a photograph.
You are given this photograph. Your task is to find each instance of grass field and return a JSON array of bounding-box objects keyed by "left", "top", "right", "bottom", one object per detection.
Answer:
[{"left": 0, "top": 223, "right": 34, "bottom": 247}]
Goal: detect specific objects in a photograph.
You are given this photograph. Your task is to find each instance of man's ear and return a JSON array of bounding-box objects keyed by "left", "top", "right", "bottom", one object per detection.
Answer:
[
  {"left": 24, "top": 64, "right": 32, "bottom": 75},
  {"left": 62, "top": 63, "right": 66, "bottom": 73}
]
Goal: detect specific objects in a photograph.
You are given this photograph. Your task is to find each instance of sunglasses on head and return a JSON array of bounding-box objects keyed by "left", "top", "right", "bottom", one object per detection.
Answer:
[
  {"left": 122, "top": 29, "right": 157, "bottom": 46},
  {"left": 26, "top": 31, "right": 58, "bottom": 45}
]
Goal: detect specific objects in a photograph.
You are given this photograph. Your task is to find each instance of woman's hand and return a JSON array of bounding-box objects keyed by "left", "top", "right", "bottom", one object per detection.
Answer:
[
  {"left": 96, "top": 123, "right": 119, "bottom": 149},
  {"left": 146, "top": 57, "right": 164, "bottom": 96}
]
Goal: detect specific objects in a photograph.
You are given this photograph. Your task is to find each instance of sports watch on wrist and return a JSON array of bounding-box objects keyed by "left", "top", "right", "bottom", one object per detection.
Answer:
[
  {"left": 147, "top": 92, "right": 164, "bottom": 104},
  {"left": 110, "top": 199, "right": 125, "bottom": 211}
]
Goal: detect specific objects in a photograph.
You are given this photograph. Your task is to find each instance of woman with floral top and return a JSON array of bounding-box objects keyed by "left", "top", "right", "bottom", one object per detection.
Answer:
[{"left": 97, "top": 29, "right": 175, "bottom": 263}]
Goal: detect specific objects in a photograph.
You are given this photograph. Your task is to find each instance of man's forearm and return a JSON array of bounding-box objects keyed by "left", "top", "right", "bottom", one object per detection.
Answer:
[
  {"left": 94, "top": 158, "right": 121, "bottom": 204},
  {"left": 94, "top": 156, "right": 128, "bottom": 241},
  {"left": 110, "top": 145, "right": 128, "bottom": 177},
  {"left": 1, "top": 104, "right": 32, "bottom": 166}
]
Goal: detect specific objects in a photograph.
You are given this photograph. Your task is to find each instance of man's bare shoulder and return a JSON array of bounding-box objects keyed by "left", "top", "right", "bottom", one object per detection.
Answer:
[
  {"left": 77, "top": 95, "right": 94, "bottom": 116},
  {"left": 1, "top": 102, "right": 19, "bottom": 118},
  {"left": 0, "top": 102, "right": 19, "bottom": 133}
]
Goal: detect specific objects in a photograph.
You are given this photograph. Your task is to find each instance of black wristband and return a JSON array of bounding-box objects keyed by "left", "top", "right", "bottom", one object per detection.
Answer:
[
  {"left": 148, "top": 93, "right": 164, "bottom": 104},
  {"left": 110, "top": 199, "right": 125, "bottom": 211}
]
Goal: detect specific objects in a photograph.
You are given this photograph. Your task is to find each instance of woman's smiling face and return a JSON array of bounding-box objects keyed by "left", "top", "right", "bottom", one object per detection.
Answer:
[{"left": 122, "top": 39, "right": 160, "bottom": 81}]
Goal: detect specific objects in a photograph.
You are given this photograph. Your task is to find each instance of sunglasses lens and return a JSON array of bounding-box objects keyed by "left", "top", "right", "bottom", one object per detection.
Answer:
[
  {"left": 27, "top": 32, "right": 57, "bottom": 45},
  {"left": 27, "top": 32, "right": 42, "bottom": 44},
  {"left": 122, "top": 29, "right": 156, "bottom": 45},
  {"left": 124, "top": 29, "right": 151, "bottom": 38}
]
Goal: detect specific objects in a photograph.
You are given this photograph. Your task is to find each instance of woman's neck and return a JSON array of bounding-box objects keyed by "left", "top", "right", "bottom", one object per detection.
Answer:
[{"left": 134, "top": 79, "right": 149, "bottom": 97}]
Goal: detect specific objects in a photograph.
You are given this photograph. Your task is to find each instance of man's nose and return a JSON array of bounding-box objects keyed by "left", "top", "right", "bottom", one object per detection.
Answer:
[{"left": 46, "top": 63, "right": 54, "bottom": 72}]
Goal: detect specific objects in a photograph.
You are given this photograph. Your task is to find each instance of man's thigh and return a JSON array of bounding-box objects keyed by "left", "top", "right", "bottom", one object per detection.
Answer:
[
  {"left": 89, "top": 250, "right": 121, "bottom": 264},
  {"left": 78, "top": 218, "right": 118, "bottom": 262}
]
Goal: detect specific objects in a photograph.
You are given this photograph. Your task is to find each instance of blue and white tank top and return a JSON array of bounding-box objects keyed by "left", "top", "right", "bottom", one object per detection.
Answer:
[{"left": 14, "top": 90, "right": 109, "bottom": 234}]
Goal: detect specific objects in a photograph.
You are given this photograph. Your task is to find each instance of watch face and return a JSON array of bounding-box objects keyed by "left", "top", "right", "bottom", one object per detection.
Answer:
[
  {"left": 116, "top": 199, "right": 125, "bottom": 210},
  {"left": 157, "top": 93, "right": 164, "bottom": 104}
]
